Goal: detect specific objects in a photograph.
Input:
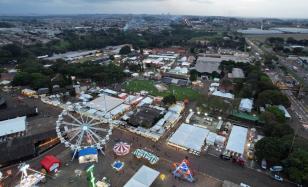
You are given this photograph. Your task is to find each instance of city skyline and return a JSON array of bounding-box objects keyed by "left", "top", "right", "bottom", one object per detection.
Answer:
[{"left": 0, "top": 0, "right": 308, "bottom": 19}]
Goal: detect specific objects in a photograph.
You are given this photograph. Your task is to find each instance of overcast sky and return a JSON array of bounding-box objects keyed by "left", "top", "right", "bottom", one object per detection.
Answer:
[{"left": 0, "top": 0, "right": 307, "bottom": 18}]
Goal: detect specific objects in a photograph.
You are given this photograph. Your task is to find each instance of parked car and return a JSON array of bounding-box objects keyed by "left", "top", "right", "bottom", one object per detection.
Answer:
[
  {"left": 261, "top": 159, "right": 267, "bottom": 170},
  {"left": 270, "top": 166, "right": 283, "bottom": 172},
  {"left": 272, "top": 174, "right": 283, "bottom": 182},
  {"left": 240, "top": 183, "right": 251, "bottom": 187},
  {"left": 220, "top": 150, "right": 231, "bottom": 160}
]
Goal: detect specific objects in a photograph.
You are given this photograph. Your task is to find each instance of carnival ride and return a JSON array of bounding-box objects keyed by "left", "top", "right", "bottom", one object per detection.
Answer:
[
  {"left": 172, "top": 158, "right": 195, "bottom": 183},
  {"left": 16, "top": 163, "right": 46, "bottom": 187},
  {"left": 113, "top": 142, "right": 131, "bottom": 156},
  {"left": 56, "top": 110, "right": 113, "bottom": 160}
]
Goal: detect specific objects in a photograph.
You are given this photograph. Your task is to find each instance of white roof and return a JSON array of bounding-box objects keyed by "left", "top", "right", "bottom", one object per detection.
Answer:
[
  {"left": 239, "top": 98, "right": 253, "bottom": 110},
  {"left": 0, "top": 116, "right": 26, "bottom": 137},
  {"left": 138, "top": 97, "right": 153, "bottom": 107},
  {"left": 226, "top": 125, "right": 248, "bottom": 155},
  {"left": 169, "top": 103, "right": 184, "bottom": 114},
  {"left": 206, "top": 132, "right": 217, "bottom": 145},
  {"left": 278, "top": 105, "right": 291, "bottom": 118},
  {"left": 87, "top": 95, "right": 124, "bottom": 113},
  {"left": 124, "top": 165, "right": 160, "bottom": 187},
  {"left": 109, "top": 104, "right": 130, "bottom": 116},
  {"left": 212, "top": 91, "right": 234, "bottom": 100},
  {"left": 229, "top": 68, "right": 245, "bottom": 78},
  {"left": 101, "top": 89, "right": 118, "bottom": 95},
  {"left": 168, "top": 123, "right": 209, "bottom": 152}
]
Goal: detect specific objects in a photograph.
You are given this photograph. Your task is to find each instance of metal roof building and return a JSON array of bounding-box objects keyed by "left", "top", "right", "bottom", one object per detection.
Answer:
[
  {"left": 195, "top": 57, "right": 222, "bottom": 74},
  {"left": 0, "top": 116, "right": 26, "bottom": 137}
]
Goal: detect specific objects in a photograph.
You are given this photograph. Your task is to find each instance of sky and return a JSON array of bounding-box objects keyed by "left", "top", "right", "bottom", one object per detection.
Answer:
[{"left": 0, "top": 0, "right": 308, "bottom": 19}]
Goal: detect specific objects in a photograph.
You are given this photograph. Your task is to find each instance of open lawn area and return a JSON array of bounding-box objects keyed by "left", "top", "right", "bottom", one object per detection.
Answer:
[
  {"left": 124, "top": 79, "right": 201, "bottom": 101},
  {"left": 246, "top": 33, "right": 308, "bottom": 42}
]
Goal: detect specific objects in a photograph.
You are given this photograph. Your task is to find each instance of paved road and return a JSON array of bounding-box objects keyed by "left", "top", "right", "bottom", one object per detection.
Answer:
[
  {"left": 2, "top": 125, "right": 295, "bottom": 187},
  {"left": 247, "top": 38, "right": 308, "bottom": 129}
]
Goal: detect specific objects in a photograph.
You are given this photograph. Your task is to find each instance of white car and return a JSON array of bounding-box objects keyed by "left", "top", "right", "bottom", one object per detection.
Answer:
[
  {"left": 272, "top": 175, "right": 283, "bottom": 182},
  {"left": 240, "top": 183, "right": 251, "bottom": 187}
]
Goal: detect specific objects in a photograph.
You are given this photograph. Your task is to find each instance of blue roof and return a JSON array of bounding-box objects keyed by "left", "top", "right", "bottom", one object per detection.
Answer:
[{"left": 78, "top": 147, "right": 98, "bottom": 157}]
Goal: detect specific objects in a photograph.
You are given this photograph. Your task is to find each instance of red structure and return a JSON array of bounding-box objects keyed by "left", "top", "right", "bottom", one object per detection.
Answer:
[{"left": 40, "top": 155, "right": 61, "bottom": 172}]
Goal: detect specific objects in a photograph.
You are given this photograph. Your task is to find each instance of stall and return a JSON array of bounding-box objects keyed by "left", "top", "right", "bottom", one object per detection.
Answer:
[
  {"left": 78, "top": 148, "right": 98, "bottom": 164},
  {"left": 40, "top": 155, "right": 61, "bottom": 173},
  {"left": 133, "top": 149, "right": 159, "bottom": 165},
  {"left": 111, "top": 160, "right": 125, "bottom": 172}
]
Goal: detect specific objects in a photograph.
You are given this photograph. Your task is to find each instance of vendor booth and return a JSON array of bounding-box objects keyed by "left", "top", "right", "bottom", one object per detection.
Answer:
[
  {"left": 78, "top": 148, "right": 98, "bottom": 164},
  {"left": 40, "top": 155, "right": 61, "bottom": 173}
]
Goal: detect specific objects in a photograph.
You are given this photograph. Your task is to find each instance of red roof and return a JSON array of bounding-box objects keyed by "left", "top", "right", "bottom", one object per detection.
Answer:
[{"left": 40, "top": 155, "right": 61, "bottom": 172}]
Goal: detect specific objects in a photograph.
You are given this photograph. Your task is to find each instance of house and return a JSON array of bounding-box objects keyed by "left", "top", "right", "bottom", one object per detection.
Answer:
[{"left": 239, "top": 99, "right": 253, "bottom": 113}]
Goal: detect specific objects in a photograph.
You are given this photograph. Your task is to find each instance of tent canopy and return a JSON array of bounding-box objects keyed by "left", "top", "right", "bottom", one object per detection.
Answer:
[
  {"left": 168, "top": 123, "right": 209, "bottom": 152},
  {"left": 225, "top": 125, "right": 248, "bottom": 155},
  {"left": 79, "top": 147, "right": 98, "bottom": 157},
  {"left": 124, "top": 165, "right": 160, "bottom": 187}
]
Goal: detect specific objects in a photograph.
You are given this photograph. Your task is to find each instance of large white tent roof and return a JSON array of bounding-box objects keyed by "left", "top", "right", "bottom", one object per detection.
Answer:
[
  {"left": 226, "top": 125, "right": 248, "bottom": 155},
  {"left": 124, "top": 165, "right": 160, "bottom": 187},
  {"left": 168, "top": 123, "right": 209, "bottom": 152},
  {"left": 86, "top": 95, "right": 124, "bottom": 113},
  {"left": 0, "top": 116, "right": 26, "bottom": 137}
]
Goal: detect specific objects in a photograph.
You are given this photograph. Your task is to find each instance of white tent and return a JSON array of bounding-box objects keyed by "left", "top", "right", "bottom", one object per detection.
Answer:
[
  {"left": 168, "top": 123, "right": 209, "bottom": 152},
  {"left": 206, "top": 132, "right": 217, "bottom": 145},
  {"left": 226, "top": 126, "right": 248, "bottom": 155},
  {"left": 124, "top": 165, "right": 160, "bottom": 187}
]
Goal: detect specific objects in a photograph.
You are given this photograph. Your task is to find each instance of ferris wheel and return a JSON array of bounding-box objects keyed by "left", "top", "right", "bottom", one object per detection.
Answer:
[{"left": 56, "top": 110, "right": 113, "bottom": 159}]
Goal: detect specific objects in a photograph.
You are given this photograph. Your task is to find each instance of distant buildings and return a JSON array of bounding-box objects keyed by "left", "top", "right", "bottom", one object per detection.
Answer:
[
  {"left": 195, "top": 54, "right": 249, "bottom": 75},
  {"left": 44, "top": 50, "right": 99, "bottom": 62},
  {"left": 195, "top": 56, "right": 222, "bottom": 74}
]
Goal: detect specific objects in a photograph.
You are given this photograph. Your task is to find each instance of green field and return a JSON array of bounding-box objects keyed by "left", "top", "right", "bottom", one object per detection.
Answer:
[
  {"left": 124, "top": 80, "right": 201, "bottom": 101},
  {"left": 246, "top": 33, "right": 308, "bottom": 42}
]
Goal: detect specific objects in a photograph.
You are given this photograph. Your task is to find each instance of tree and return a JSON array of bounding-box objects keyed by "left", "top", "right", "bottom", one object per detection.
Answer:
[
  {"left": 283, "top": 149, "right": 308, "bottom": 185},
  {"left": 12, "top": 72, "right": 32, "bottom": 86},
  {"left": 257, "top": 90, "right": 290, "bottom": 107},
  {"left": 109, "top": 55, "right": 115, "bottom": 61},
  {"left": 255, "top": 137, "right": 290, "bottom": 165},
  {"left": 30, "top": 73, "right": 50, "bottom": 89},
  {"left": 267, "top": 106, "right": 286, "bottom": 123},
  {"left": 293, "top": 47, "right": 304, "bottom": 55},
  {"left": 119, "top": 45, "right": 131, "bottom": 55},
  {"left": 162, "top": 94, "right": 176, "bottom": 105},
  {"left": 189, "top": 69, "right": 198, "bottom": 81}
]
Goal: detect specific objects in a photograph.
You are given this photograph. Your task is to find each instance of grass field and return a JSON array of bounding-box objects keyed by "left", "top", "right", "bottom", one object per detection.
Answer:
[
  {"left": 124, "top": 79, "right": 201, "bottom": 101},
  {"left": 246, "top": 33, "right": 308, "bottom": 42}
]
